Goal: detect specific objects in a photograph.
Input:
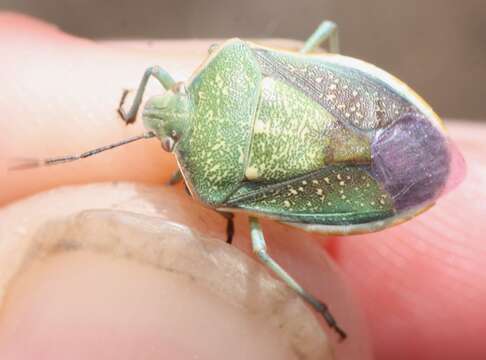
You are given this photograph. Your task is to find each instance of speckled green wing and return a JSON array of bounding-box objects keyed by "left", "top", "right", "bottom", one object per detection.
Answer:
[
  {"left": 250, "top": 46, "right": 417, "bottom": 132},
  {"left": 225, "top": 165, "right": 394, "bottom": 225}
]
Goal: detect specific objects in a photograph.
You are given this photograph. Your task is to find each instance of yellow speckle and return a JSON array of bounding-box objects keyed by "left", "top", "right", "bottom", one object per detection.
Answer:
[
  {"left": 254, "top": 120, "right": 267, "bottom": 134},
  {"left": 289, "top": 188, "right": 298, "bottom": 195},
  {"left": 284, "top": 200, "right": 291, "bottom": 207},
  {"left": 238, "top": 148, "right": 245, "bottom": 163},
  {"left": 210, "top": 164, "right": 221, "bottom": 172},
  {"left": 337, "top": 174, "right": 342, "bottom": 180},
  {"left": 341, "top": 195, "right": 346, "bottom": 199},
  {"left": 262, "top": 76, "right": 277, "bottom": 92},
  {"left": 380, "top": 199, "right": 386, "bottom": 205},
  {"left": 316, "top": 189, "right": 323, "bottom": 195},
  {"left": 324, "top": 177, "right": 330, "bottom": 184},
  {"left": 312, "top": 180, "right": 319, "bottom": 185},
  {"left": 211, "top": 142, "right": 224, "bottom": 150},
  {"left": 298, "top": 187, "right": 304, "bottom": 192},
  {"left": 245, "top": 166, "right": 259, "bottom": 180},
  {"left": 302, "top": 180, "right": 308, "bottom": 185},
  {"left": 339, "top": 181, "right": 345, "bottom": 186}
]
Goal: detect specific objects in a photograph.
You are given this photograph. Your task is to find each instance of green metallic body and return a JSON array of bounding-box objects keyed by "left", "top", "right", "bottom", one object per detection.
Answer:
[
  {"left": 176, "top": 39, "right": 399, "bottom": 226},
  {"left": 137, "top": 29, "right": 457, "bottom": 339}
]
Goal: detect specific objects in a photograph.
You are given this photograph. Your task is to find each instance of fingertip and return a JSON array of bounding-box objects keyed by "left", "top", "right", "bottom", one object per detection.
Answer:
[{"left": 0, "top": 15, "right": 182, "bottom": 204}]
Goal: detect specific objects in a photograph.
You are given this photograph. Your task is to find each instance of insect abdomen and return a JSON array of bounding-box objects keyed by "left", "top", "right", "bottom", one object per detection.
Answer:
[{"left": 370, "top": 113, "right": 450, "bottom": 210}]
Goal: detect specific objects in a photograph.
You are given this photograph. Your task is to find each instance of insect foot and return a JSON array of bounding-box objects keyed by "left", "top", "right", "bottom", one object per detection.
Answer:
[
  {"left": 316, "top": 300, "right": 347, "bottom": 341},
  {"left": 117, "top": 89, "right": 136, "bottom": 124}
]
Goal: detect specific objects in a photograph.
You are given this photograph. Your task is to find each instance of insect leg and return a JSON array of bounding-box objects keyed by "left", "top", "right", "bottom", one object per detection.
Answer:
[
  {"left": 200, "top": 210, "right": 234, "bottom": 244},
  {"left": 300, "top": 20, "right": 340, "bottom": 54},
  {"left": 165, "top": 170, "right": 184, "bottom": 186},
  {"left": 218, "top": 212, "right": 235, "bottom": 244},
  {"left": 164, "top": 169, "right": 192, "bottom": 197},
  {"left": 118, "top": 66, "right": 176, "bottom": 124},
  {"left": 249, "top": 216, "right": 347, "bottom": 340}
]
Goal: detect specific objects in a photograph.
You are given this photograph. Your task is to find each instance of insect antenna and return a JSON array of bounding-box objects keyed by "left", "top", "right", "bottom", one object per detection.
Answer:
[{"left": 9, "top": 131, "right": 156, "bottom": 170}]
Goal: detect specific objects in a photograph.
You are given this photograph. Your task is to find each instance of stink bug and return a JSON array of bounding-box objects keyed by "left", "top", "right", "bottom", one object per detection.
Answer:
[{"left": 18, "top": 21, "right": 465, "bottom": 340}]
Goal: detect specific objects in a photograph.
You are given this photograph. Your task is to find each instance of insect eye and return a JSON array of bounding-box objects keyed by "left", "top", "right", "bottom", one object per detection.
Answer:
[{"left": 161, "top": 136, "right": 175, "bottom": 152}]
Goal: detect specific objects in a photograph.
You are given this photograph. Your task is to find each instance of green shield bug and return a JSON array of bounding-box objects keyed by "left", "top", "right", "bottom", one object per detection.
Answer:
[{"left": 18, "top": 20, "right": 465, "bottom": 341}]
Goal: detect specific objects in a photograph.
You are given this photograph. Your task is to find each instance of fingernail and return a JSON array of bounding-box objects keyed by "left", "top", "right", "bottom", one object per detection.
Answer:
[{"left": 0, "top": 184, "right": 333, "bottom": 359}]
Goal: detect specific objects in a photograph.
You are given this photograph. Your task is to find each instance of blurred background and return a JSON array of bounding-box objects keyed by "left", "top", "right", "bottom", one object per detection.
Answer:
[{"left": 1, "top": 0, "right": 485, "bottom": 120}]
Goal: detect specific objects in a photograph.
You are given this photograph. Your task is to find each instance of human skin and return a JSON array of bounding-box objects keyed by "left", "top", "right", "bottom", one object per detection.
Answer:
[{"left": 0, "top": 12, "right": 485, "bottom": 360}]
